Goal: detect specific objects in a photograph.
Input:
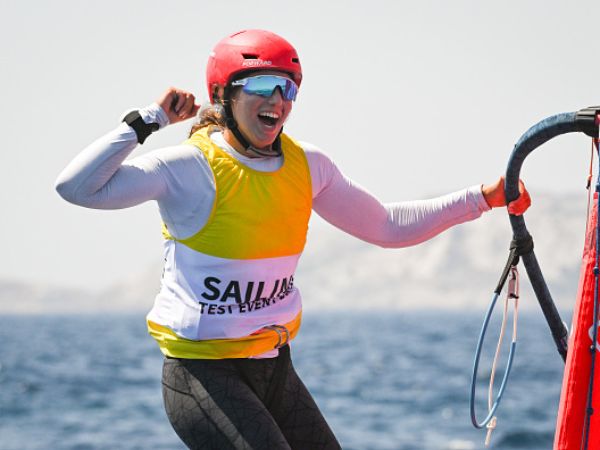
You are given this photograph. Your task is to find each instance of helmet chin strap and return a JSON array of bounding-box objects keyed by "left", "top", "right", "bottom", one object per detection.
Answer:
[{"left": 221, "top": 89, "right": 283, "bottom": 158}]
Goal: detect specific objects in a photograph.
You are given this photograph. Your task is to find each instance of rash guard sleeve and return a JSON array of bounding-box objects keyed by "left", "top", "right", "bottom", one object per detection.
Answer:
[
  {"left": 55, "top": 104, "right": 172, "bottom": 208},
  {"left": 54, "top": 104, "right": 217, "bottom": 239},
  {"left": 302, "top": 143, "right": 491, "bottom": 248}
]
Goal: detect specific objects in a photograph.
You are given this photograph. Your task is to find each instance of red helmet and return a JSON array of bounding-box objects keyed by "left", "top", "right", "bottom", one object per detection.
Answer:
[{"left": 206, "top": 29, "right": 302, "bottom": 104}]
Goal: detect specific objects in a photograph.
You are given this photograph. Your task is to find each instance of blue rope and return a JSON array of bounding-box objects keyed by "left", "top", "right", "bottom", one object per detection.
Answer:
[
  {"left": 581, "top": 155, "right": 600, "bottom": 450},
  {"left": 470, "top": 290, "right": 517, "bottom": 428}
]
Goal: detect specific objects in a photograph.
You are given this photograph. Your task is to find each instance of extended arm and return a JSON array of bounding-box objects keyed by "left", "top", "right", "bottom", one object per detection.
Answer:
[{"left": 305, "top": 146, "right": 491, "bottom": 248}]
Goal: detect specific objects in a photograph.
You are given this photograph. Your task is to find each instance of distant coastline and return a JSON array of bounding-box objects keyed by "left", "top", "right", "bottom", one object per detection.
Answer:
[{"left": 2, "top": 193, "right": 588, "bottom": 314}]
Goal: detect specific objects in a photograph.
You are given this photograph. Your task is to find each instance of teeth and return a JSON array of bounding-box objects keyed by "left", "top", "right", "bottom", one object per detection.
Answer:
[{"left": 258, "top": 112, "right": 280, "bottom": 119}]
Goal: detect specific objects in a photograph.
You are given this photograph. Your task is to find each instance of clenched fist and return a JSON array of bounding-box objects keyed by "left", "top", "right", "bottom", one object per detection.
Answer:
[{"left": 156, "top": 87, "right": 201, "bottom": 125}]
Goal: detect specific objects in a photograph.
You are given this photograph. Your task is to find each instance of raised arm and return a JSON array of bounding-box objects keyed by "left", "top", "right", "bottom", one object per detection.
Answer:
[{"left": 55, "top": 88, "right": 200, "bottom": 209}]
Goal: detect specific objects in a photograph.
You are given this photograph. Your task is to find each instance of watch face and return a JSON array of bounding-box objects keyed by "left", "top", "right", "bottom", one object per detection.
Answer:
[{"left": 123, "top": 110, "right": 142, "bottom": 125}]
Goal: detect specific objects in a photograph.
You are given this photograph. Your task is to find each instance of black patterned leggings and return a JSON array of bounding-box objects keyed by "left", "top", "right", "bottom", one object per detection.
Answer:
[{"left": 162, "top": 346, "right": 341, "bottom": 450}]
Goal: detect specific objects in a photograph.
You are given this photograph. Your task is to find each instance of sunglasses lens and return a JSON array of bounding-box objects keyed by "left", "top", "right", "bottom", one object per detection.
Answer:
[
  {"left": 241, "top": 76, "right": 298, "bottom": 101},
  {"left": 282, "top": 80, "right": 298, "bottom": 101}
]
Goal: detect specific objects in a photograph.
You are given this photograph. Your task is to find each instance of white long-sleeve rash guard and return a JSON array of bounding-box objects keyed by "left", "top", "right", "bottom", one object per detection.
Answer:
[{"left": 55, "top": 103, "right": 491, "bottom": 248}]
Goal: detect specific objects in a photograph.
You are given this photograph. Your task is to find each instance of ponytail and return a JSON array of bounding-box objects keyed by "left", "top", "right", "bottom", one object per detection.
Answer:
[{"left": 189, "top": 104, "right": 226, "bottom": 137}]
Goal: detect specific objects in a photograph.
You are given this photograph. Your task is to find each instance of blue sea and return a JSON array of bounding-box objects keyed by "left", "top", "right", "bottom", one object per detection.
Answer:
[{"left": 0, "top": 311, "right": 568, "bottom": 450}]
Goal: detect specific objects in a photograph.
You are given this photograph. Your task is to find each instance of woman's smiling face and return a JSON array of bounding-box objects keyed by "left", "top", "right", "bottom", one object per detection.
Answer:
[{"left": 228, "top": 71, "right": 294, "bottom": 152}]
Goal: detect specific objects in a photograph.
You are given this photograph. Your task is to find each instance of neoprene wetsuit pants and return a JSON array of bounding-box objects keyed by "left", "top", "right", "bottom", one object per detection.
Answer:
[{"left": 162, "top": 345, "right": 341, "bottom": 450}]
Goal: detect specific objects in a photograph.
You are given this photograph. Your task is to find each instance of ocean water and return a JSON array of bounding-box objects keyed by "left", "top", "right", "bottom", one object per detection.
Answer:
[{"left": 0, "top": 311, "right": 568, "bottom": 450}]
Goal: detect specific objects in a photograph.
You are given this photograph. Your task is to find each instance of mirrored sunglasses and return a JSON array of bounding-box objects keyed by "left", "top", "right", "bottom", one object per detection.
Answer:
[{"left": 231, "top": 75, "right": 299, "bottom": 101}]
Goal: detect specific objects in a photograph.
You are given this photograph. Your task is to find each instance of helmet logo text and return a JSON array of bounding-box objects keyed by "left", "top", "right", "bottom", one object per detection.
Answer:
[{"left": 241, "top": 60, "right": 273, "bottom": 67}]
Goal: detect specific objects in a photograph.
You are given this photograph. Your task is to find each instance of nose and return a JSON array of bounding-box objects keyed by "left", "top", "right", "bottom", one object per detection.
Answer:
[{"left": 268, "top": 88, "right": 285, "bottom": 105}]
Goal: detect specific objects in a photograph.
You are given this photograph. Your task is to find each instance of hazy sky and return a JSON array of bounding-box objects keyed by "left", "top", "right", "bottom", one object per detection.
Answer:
[{"left": 2, "top": 0, "right": 599, "bottom": 291}]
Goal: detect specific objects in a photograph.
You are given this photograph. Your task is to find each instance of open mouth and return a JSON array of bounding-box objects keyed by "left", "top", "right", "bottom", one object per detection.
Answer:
[{"left": 257, "top": 112, "right": 280, "bottom": 127}]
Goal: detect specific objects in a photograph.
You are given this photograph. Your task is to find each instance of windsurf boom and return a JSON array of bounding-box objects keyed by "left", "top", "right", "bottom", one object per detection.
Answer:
[{"left": 472, "top": 107, "right": 600, "bottom": 449}]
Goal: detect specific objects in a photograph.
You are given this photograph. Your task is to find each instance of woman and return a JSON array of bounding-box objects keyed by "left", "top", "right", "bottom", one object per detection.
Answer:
[{"left": 55, "top": 29, "right": 530, "bottom": 450}]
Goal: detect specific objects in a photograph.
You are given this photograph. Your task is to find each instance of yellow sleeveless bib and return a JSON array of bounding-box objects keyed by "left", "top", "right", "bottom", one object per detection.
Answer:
[{"left": 162, "top": 128, "right": 312, "bottom": 259}]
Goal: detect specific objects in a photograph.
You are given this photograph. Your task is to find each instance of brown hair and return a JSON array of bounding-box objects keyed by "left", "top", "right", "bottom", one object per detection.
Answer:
[{"left": 188, "top": 104, "right": 227, "bottom": 137}]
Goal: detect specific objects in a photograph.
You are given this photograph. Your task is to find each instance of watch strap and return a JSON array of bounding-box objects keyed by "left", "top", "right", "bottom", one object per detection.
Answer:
[{"left": 122, "top": 110, "right": 159, "bottom": 144}]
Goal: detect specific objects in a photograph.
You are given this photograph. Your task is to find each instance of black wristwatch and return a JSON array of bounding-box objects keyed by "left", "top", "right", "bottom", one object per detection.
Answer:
[{"left": 122, "top": 110, "right": 159, "bottom": 144}]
